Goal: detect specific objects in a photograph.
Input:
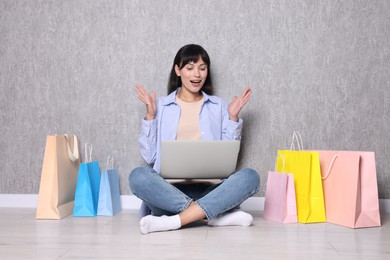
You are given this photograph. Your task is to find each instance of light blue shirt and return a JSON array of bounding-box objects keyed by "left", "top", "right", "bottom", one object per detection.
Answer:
[{"left": 138, "top": 88, "right": 243, "bottom": 173}]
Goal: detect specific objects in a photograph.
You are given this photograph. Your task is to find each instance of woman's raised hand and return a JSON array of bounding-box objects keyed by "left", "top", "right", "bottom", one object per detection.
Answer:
[
  {"left": 228, "top": 87, "right": 252, "bottom": 122},
  {"left": 135, "top": 84, "right": 156, "bottom": 120}
]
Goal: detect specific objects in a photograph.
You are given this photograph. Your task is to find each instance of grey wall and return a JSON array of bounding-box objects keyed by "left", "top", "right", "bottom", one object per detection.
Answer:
[{"left": 1, "top": 0, "right": 389, "bottom": 198}]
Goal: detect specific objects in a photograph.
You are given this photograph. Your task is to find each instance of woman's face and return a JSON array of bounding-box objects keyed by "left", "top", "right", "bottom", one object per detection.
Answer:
[{"left": 175, "top": 58, "right": 208, "bottom": 95}]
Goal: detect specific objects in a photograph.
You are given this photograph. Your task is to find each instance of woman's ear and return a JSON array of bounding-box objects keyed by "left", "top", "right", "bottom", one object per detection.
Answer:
[{"left": 174, "top": 65, "right": 181, "bottom": 77}]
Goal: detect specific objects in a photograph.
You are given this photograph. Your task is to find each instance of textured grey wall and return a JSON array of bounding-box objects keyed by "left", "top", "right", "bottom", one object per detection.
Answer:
[{"left": 1, "top": 0, "right": 389, "bottom": 198}]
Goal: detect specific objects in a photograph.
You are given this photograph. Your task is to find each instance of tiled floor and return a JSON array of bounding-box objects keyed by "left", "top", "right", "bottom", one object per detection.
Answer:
[{"left": 0, "top": 208, "right": 389, "bottom": 259}]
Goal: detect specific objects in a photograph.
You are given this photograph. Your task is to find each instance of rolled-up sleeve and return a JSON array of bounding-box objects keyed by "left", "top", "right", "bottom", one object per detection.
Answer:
[
  {"left": 138, "top": 118, "right": 158, "bottom": 164},
  {"left": 223, "top": 117, "right": 243, "bottom": 140}
]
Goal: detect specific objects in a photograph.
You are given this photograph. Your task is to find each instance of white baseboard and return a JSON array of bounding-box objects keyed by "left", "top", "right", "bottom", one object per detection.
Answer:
[{"left": 0, "top": 194, "right": 389, "bottom": 213}]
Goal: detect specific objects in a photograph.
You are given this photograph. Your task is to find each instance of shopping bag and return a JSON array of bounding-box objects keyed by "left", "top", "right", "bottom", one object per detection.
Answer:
[
  {"left": 263, "top": 154, "right": 297, "bottom": 223},
  {"left": 36, "top": 134, "right": 80, "bottom": 219},
  {"left": 318, "top": 150, "right": 381, "bottom": 228},
  {"left": 98, "top": 155, "right": 122, "bottom": 216},
  {"left": 276, "top": 131, "right": 326, "bottom": 223},
  {"left": 73, "top": 144, "right": 101, "bottom": 216}
]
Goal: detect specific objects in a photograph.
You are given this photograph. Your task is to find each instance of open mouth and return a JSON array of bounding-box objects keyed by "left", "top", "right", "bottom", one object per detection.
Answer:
[
  {"left": 190, "top": 80, "right": 202, "bottom": 84},
  {"left": 190, "top": 80, "right": 203, "bottom": 88}
]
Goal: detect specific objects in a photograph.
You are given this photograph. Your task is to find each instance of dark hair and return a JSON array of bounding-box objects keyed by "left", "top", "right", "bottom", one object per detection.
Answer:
[{"left": 167, "top": 44, "right": 213, "bottom": 95}]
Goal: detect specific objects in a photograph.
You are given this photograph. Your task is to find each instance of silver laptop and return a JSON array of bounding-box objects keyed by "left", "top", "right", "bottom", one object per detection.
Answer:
[{"left": 160, "top": 140, "right": 240, "bottom": 179}]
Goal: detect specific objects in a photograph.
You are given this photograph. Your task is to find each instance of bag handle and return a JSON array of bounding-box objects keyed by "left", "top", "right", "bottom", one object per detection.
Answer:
[
  {"left": 290, "top": 131, "right": 304, "bottom": 151},
  {"left": 64, "top": 134, "right": 79, "bottom": 162},
  {"left": 322, "top": 154, "right": 339, "bottom": 180},
  {"left": 106, "top": 155, "right": 114, "bottom": 170},
  {"left": 275, "top": 153, "right": 286, "bottom": 173},
  {"left": 84, "top": 143, "right": 93, "bottom": 163}
]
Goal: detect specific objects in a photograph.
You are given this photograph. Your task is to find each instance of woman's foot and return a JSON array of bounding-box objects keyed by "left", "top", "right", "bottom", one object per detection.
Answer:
[
  {"left": 207, "top": 210, "right": 253, "bottom": 227},
  {"left": 139, "top": 215, "right": 181, "bottom": 234}
]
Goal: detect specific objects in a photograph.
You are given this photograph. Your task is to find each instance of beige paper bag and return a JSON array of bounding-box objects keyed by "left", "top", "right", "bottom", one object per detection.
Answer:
[{"left": 36, "top": 134, "right": 80, "bottom": 219}]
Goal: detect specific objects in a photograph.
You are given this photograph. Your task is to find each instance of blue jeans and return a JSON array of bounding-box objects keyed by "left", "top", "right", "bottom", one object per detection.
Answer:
[{"left": 128, "top": 167, "right": 260, "bottom": 220}]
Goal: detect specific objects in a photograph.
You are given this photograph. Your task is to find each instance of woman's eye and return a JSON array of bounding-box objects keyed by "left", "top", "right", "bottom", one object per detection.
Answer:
[{"left": 186, "top": 67, "right": 193, "bottom": 71}]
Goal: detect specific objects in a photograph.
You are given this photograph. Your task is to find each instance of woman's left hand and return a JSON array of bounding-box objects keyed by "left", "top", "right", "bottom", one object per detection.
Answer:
[{"left": 228, "top": 87, "right": 252, "bottom": 122}]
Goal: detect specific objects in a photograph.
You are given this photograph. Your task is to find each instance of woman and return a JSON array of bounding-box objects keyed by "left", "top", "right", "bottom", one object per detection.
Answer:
[{"left": 129, "top": 44, "right": 260, "bottom": 234}]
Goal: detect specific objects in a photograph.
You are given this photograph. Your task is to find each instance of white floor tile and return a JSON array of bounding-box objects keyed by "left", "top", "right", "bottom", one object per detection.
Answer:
[{"left": 0, "top": 209, "right": 389, "bottom": 259}]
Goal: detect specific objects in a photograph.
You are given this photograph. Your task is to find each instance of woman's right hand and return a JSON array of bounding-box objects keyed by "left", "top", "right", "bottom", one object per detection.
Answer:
[{"left": 135, "top": 84, "right": 156, "bottom": 120}]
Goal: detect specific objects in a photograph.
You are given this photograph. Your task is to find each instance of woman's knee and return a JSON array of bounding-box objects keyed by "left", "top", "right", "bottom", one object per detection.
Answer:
[
  {"left": 237, "top": 167, "right": 260, "bottom": 192},
  {"left": 128, "top": 166, "right": 152, "bottom": 193}
]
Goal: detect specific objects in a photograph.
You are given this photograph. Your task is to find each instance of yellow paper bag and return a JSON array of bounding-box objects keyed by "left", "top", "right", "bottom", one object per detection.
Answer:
[{"left": 276, "top": 132, "right": 326, "bottom": 223}]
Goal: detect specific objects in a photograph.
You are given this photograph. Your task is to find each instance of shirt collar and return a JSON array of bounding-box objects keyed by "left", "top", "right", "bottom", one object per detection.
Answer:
[{"left": 160, "top": 88, "right": 218, "bottom": 106}]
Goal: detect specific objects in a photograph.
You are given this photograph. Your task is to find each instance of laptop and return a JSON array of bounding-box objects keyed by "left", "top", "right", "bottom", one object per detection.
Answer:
[{"left": 160, "top": 140, "right": 240, "bottom": 179}]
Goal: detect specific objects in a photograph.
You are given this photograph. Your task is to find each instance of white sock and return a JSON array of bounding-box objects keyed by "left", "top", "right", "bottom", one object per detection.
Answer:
[
  {"left": 139, "top": 215, "right": 181, "bottom": 234},
  {"left": 208, "top": 210, "right": 253, "bottom": 227}
]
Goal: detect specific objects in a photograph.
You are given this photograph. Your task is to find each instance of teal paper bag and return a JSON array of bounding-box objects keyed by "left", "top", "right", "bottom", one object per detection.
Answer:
[
  {"left": 98, "top": 156, "right": 122, "bottom": 216},
  {"left": 73, "top": 144, "right": 101, "bottom": 217}
]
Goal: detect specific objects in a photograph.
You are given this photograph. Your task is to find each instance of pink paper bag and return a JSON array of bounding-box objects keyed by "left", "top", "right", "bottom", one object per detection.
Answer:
[
  {"left": 318, "top": 151, "right": 381, "bottom": 228},
  {"left": 263, "top": 171, "right": 297, "bottom": 223}
]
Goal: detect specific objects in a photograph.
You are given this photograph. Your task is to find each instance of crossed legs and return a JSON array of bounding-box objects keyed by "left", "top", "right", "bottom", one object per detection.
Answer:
[{"left": 129, "top": 167, "right": 260, "bottom": 234}]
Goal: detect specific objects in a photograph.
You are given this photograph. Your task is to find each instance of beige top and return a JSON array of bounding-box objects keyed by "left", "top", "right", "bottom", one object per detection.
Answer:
[{"left": 176, "top": 96, "right": 203, "bottom": 140}]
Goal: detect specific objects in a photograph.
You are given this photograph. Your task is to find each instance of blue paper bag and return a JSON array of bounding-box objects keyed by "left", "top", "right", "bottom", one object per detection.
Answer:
[
  {"left": 98, "top": 156, "right": 122, "bottom": 216},
  {"left": 73, "top": 144, "right": 101, "bottom": 217},
  {"left": 97, "top": 156, "right": 122, "bottom": 216}
]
